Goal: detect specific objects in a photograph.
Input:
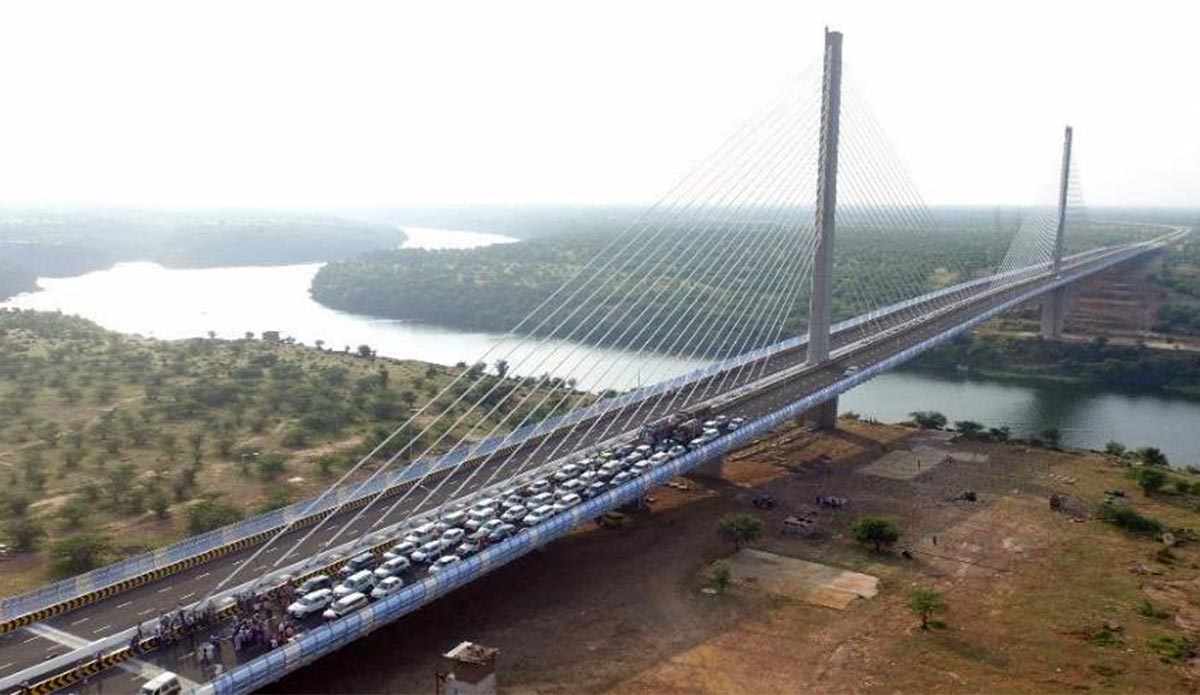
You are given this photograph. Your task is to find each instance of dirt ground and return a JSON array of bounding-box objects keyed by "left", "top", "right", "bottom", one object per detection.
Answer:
[{"left": 268, "top": 418, "right": 1200, "bottom": 695}]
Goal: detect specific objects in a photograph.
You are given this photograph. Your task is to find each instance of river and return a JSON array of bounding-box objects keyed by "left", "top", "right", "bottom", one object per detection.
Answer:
[{"left": 3, "top": 227, "right": 1197, "bottom": 466}]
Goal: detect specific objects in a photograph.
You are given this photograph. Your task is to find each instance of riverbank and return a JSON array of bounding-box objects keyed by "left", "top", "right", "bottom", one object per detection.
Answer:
[{"left": 267, "top": 417, "right": 1200, "bottom": 694}]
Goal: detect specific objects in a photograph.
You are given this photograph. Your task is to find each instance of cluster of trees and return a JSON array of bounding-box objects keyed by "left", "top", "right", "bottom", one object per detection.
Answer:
[
  {"left": 1157, "top": 239, "right": 1200, "bottom": 299},
  {"left": 312, "top": 212, "right": 1148, "bottom": 356},
  {"left": 1156, "top": 304, "right": 1200, "bottom": 336},
  {"left": 0, "top": 309, "right": 497, "bottom": 580},
  {"left": 910, "top": 333, "right": 1200, "bottom": 397}
]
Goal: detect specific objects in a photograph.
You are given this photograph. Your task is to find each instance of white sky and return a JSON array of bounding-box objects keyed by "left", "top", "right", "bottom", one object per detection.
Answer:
[{"left": 0, "top": 0, "right": 1196, "bottom": 208}]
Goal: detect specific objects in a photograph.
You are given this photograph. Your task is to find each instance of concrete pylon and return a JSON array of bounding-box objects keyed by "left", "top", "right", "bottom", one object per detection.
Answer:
[
  {"left": 1040, "top": 126, "right": 1073, "bottom": 340},
  {"left": 805, "top": 28, "right": 843, "bottom": 429}
]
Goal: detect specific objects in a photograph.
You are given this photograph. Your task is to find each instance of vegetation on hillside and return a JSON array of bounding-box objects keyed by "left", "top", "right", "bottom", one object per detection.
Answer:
[
  {"left": 908, "top": 333, "right": 1200, "bottom": 397},
  {"left": 312, "top": 212, "right": 1151, "bottom": 354},
  {"left": 0, "top": 309, "right": 557, "bottom": 592}
]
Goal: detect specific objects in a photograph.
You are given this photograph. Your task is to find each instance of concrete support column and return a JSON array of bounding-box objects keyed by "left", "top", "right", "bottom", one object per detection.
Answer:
[
  {"left": 690, "top": 456, "right": 725, "bottom": 480},
  {"left": 808, "top": 397, "right": 838, "bottom": 429},
  {"left": 1040, "top": 126, "right": 1073, "bottom": 340},
  {"left": 806, "top": 28, "right": 843, "bottom": 368}
]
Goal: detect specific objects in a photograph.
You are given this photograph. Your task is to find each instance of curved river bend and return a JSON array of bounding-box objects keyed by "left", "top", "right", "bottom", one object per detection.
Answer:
[{"left": 4, "top": 227, "right": 1197, "bottom": 466}]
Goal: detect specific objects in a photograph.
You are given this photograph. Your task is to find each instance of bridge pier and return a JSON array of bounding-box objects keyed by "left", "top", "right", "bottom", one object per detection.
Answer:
[
  {"left": 690, "top": 455, "right": 725, "bottom": 480},
  {"left": 801, "top": 396, "right": 838, "bottom": 430},
  {"left": 1039, "top": 286, "right": 1067, "bottom": 340}
]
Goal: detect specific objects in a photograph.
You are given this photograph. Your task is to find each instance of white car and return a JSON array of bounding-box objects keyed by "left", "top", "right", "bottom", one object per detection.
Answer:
[
  {"left": 552, "top": 493, "right": 581, "bottom": 512},
  {"left": 382, "top": 542, "right": 417, "bottom": 562},
  {"left": 500, "top": 505, "right": 527, "bottom": 523},
  {"left": 370, "top": 576, "right": 404, "bottom": 600},
  {"left": 523, "top": 504, "right": 557, "bottom": 526},
  {"left": 464, "top": 507, "right": 497, "bottom": 531},
  {"left": 528, "top": 491, "right": 554, "bottom": 507},
  {"left": 373, "top": 556, "right": 411, "bottom": 580},
  {"left": 287, "top": 588, "right": 333, "bottom": 619},
  {"left": 524, "top": 479, "right": 551, "bottom": 495},
  {"left": 429, "top": 555, "right": 462, "bottom": 574},
  {"left": 649, "top": 452, "right": 671, "bottom": 465},
  {"left": 558, "top": 478, "right": 586, "bottom": 495},
  {"left": 612, "top": 471, "right": 633, "bottom": 485},
  {"left": 440, "top": 510, "right": 467, "bottom": 528},
  {"left": 323, "top": 591, "right": 368, "bottom": 620},
  {"left": 411, "top": 540, "right": 447, "bottom": 564},
  {"left": 553, "top": 463, "right": 581, "bottom": 482},
  {"left": 333, "top": 570, "right": 374, "bottom": 599},
  {"left": 440, "top": 527, "right": 466, "bottom": 545}
]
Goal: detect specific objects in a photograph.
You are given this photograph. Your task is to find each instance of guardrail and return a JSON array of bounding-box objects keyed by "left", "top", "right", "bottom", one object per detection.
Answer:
[{"left": 194, "top": 235, "right": 1175, "bottom": 695}]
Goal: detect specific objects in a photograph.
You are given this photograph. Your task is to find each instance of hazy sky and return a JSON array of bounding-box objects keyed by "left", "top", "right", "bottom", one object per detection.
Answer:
[{"left": 0, "top": 1, "right": 1195, "bottom": 208}]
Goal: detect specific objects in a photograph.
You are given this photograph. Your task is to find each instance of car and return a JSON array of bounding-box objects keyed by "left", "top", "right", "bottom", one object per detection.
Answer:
[
  {"left": 472, "top": 496, "right": 496, "bottom": 510},
  {"left": 464, "top": 507, "right": 497, "bottom": 531},
  {"left": 287, "top": 588, "right": 334, "bottom": 619},
  {"left": 702, "top": 427, "right": 720, "bottom": 438},
  {"left": 649, "top": 452, "right": 670, "bottom": 465},
  {"left": 578, "top": 470, "right": 598, "bottom": 485},
  {"left": 634, "top": 444, "right": 652, "bottom": 455},
  {"left": 411, "top": 539, "right": 447, "bottom": 564},
  {"left": 553, "top": 493, "right": 581, "bottom": 511},
  {"left": 598, "top": 462, "right": 621, "bottom": 479},
  {"left": 843, "top": 365, "right": 859, "bottom": 377},
  {"left": 333, "top": 570, "right": 375, "bottom": 598},
  {"left": 500, "top": 505, "right": 527, "bottom": 523},
  {"left": 410, "top": 522, "right": 439, "bottom": 542},
  {"left": 553, "top": 463, "right": 581, "bottom": 481},
  {"left": 440, "top": 510, "right": 467, "bottom": 528},
  {"left": 139, "top": 671, "right": 182, "bottom": 695},
  {"left": 528, "top": 491, "right": 554, "bottom": 507},
  {"left": 703, "top": 419, "right": 719, "bottom": 430},
  {"left": 293, "top": 574, "right": 332, "bottom": 599},
  {"left": 714, "top": 414, "right": 729, "bottom": 425},
  {"left": 370, "top": 576, "right": 404, "bottom": 600},
  {"left": 624, "top": 452, "right": 644, "bottom": 464},
  {"left": 615, "top": 444, "right": 635, "bottom": 457},
  {"left": 501, "top": 494, "right": 525, "bottom": 510},
  {"left": 558, "top": 478, "right": 585, "bottom": 495},
  {"left": 383, "top": 541, "right": 417, "bottom": 562},
  {"left": 323, "top": 591, "right": 369, "bottom": 620},
  {"left": 455, "top": 541, "right": 480, "bottom": 557},
  {"left": 486, "top": 523, "right": 517, "bottom": 543},
  {"left": 440, "top": 527, "right": 465, "bottom": 545},
  {"left": 523, "top": 479, "right": 551, "bottom": 495},
  {"left": 337, "top": 552, "right": 377, "bottom": 579},
  {"left": 631, "top": 460, "right": 652, "bottom": 475},
  {"left": 612, "top": 471, "right": 633, "bottom": 485},
  {"left": 523, "top": 504, "right": 557, "bottom": 526},
  {"left": 583, "top": 481, "right": 608, "bottom": 499},
  {"left": 373, "top": 556, "right": 411, "bottom": 580},
  {"left": 429, "top": 555, "right": 461, "bottom": 574},
  {"left": 578, "top": 457, "right": 597, "bottom": 469},
  {"left": 668, "top": 444, "right": 687, "bottom": 457},
  {"left": 728, "top": 417, "right": 746, "bottom": 430}
]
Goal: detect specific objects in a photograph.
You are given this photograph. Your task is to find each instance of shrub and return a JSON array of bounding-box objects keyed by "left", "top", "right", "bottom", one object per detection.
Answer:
[
  {"left": 51, "top": 534, "right": 110, "bottom": 575},
  {"left": 1147, "top": 634, "right": 1194, "bottom": 662},
  {"left": 186, "top": 500, "right": 244, "bottom": 535},
  {"left": 909, "top": 411, "right": 947, "bottom": 429},
  {"left": 717, "top": 514, "right": 763, "bottom": 551},
  {"left": 907, "top": 586, "right": 946, "bottom": 629},
  {"left": 1097, "top": 503, "right": 1163, "bottom": 537},
  {"left": 5, "top": 517, "right": 46, "bottom": 551},
  {"left": 710, "top": 560, "right": 732, "bottom": 593}
]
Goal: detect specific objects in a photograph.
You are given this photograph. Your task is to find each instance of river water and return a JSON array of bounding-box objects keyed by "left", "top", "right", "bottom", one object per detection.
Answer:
[{"left": 4, "top": 227, "right": 1197, "bottom": 466}]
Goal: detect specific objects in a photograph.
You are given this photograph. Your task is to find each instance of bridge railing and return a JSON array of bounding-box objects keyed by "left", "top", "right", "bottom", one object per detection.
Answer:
[
  {"left": 197, "top": 242, "right": 1151, "bottom": 695},
  {"left": 0, "top": 242, "right": 1133, "bottom": 624}
]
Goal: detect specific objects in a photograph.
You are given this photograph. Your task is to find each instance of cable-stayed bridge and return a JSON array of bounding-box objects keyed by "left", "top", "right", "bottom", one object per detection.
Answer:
[{"left": 0, "top": 30, "right": 1190, "bottom": 695}]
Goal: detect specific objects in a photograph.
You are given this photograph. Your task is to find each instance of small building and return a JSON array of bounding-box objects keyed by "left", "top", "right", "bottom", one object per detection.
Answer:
[{"left": 437, "top": 641, "right": 499, "bottom": 695}]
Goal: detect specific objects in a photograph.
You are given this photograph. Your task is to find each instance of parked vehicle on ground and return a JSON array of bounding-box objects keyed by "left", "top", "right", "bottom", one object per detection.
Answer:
[
  {"left": 373, "top": 556, "right": 411, "bottom": 580},
  {"left": 441, "top": 527, "right": 466, "bottom": 545},
  {"left": 383, "top": 542, "right": 417, "bottom": 561},
  {"left": 139, "top": 672, "right": 182, "bottom": 695},
  {"left": 455, "top": 541, "right": 481, "bottom": 557},
  {"left": 500, "top": 505, "right": 527, "bottom": 523},
  {"left": 486, "top": 523, "right": 517, "bottom": 543},
  {"left": 523, "top": 505, "right": 557, "bottom": 526},
  {"left": 293, "top": 574, "right": 332, "bottom": 599},
  {"left": 411, "top": 540, "right": 447, "bottom": 564},
  {"left": 338, "top": 552, "right": 377, "bottom": 578}
]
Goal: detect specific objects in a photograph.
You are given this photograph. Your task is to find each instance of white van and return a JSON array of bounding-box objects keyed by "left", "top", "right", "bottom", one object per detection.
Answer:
[
  {"left": 139, "top": 672, "right": 182, "bottom": 695},
  {"left": 323, "top": 591, "right": 369, "bottom": 620}
]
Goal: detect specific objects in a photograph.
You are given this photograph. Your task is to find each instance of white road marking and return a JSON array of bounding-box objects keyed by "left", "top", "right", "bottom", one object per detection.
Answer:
[
  {"left": 21, "top": 636, "right": 38, "bottom": 644},
  {"left": 0, "top": 663, "right": 12, "bottom": 673},
  {"left": 255, "top": 564, "right": 269, "bottom": 572},
  {"left": 195, "top": 571, "right": 210, "bottom": 579},
  {"left": 137, "top": 608, "right": 154, "bottom": 616},
  {"left": 25, "top": 622, "right": 201, "bottom": 689},
  {"left": 157, "top": 586, "right": 173, "bottom": 594},
  {"left": 70, "top": 617, "right": 89, "bottom": 626},
  {"left": 91, "top": 624, "right": 112, "bottom": 635},
  {"left": 116, "top": 600, "right": 132, "bottom": 609},
  {"left": 177, "top": 592, "right": 195, "bottom": 601}
]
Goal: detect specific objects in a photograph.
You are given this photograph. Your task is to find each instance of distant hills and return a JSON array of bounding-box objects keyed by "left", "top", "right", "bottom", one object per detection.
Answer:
[{"left": 0, "top": 207, "right": 406, "bottom": 300}]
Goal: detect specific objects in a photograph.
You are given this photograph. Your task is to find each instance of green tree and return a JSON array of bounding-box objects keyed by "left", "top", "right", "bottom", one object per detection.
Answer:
[
  {"left": 909, "top": 411, "right": 947, "bottom": 429},
  {"left": 6, "top": 517, "right": 46, "bottom": 551},
  {"left": 1137, "top": 447, "right": 1170, "bottom": 468},
  {"left": 907, "top": 586, "right": 946, "bottom": 630},
  {"left": 954, "top": 420, "right": 984, "bottom": 438},
  {"left": 50, "top": 534, "right": 110, "bottom": 574},
  {"left": 257, "top": 453, "right": 287, "bottom": 481},
  {"left": 494, "top": 359, "right": 510, "bottom": 379},
  {"left": 1104, "top": 441, "right": 1128, "bottom": 458},
  {"left": 851, "top": 516, "right": 902, "bottom": 552},
  {"left": 710, "top": 560, "right": 732, "bottom": 594},
  {"left": 1134, "top": 467, "right": 1167, "bottom": 495},
  {"left": 1038, "top": 427, "right": 1062, "bottom": 448},
  {"left": 717, "top": 513, "right": 763, "bottom": 551},
  {"left": 186, "top": 499, "right": 244, "bottom": 534}
]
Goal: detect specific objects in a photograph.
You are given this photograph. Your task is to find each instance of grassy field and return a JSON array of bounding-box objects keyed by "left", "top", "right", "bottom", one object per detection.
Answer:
[{"left": 0, "top": 310, "right": 562, "bottom": 595}]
